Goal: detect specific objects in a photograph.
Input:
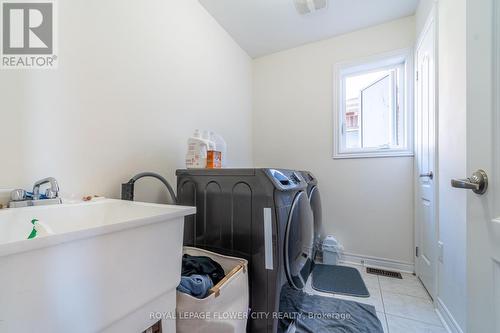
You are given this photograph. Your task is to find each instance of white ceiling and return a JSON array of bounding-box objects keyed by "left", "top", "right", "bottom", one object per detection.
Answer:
[{"left": 199, "top": 0, "right": 419, "bottom": 58}]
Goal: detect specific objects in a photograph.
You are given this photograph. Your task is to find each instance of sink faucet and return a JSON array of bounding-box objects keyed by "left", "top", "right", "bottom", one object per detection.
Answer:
[
  {"left": 9, "top": 177, "right": 62, "bottom": 208},
  {"left": 121, "top": 172, "right": 177, "bottom": 204},
  {"left": 33, "top": 177, "right": 60, "bottom": 200}
]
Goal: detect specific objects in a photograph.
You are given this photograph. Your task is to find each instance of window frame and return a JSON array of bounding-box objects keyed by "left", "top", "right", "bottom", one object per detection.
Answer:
[{"left": 333, "top": 48, "right": 414, "bottom": 159}]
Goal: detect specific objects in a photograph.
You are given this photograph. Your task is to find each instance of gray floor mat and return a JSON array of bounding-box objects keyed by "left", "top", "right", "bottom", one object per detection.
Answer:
[
  {"left": 312, "top": 264, "right": 370, "bottom": 297},
  {"left": 278, "top": 284, "right": 383, "bottom": 333}
]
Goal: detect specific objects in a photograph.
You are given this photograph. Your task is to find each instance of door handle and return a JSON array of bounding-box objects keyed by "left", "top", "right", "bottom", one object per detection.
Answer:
[
  {"left": 419, "top": 172, "right": 433, "bottom": 180},
  {"left": 451, "top": 169, "right": 488, "bottom": 195}
]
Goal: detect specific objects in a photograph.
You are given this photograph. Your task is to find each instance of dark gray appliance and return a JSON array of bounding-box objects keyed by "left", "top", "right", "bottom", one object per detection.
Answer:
[
  {"left": 300, "top": 171, "right": 325, "bottom": 260},
  {"left": 176, "top": 168, "right": 314, "bottom": 333}
]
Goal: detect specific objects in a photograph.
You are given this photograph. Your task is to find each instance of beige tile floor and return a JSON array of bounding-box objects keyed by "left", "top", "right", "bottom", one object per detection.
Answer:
[{"left": 305, "top": 263, "right": 448, "bottom": 333}]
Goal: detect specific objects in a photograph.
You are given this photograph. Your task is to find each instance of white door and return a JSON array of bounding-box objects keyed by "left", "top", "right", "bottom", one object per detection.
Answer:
[
  {"left": 414, "top": 11, "right": 437, "bottom": 299},
  {"left": 465, "top": 1, "right": 499, "bottom": 331}
]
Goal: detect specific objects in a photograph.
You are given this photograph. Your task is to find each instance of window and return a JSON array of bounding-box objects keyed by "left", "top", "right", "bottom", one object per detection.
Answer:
[{"left": 333, "top": 49, "right": 413, "bottom": 159}]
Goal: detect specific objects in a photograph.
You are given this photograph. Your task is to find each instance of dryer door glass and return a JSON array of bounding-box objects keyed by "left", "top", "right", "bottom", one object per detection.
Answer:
[{"left": 284, "top": 191, "right": 314, "bottom": 290}]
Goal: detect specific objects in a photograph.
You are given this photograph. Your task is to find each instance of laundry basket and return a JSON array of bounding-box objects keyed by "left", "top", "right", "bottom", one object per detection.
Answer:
[{"left": 176, "top": 247, "right": 249, "bottom": 333}]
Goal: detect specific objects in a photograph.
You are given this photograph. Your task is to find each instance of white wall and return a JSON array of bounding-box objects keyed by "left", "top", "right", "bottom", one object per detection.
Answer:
[
  {"left": 416, "top": 0, "right": 435, "bottom": 35},
  {"left": 0, "top": 0, "right": 253, "bottom": 202},
  {"left": 415, "top": 0, "right": 467, "bottom": 330},
  {"left": 253, "top": 17, "right": 416, "bottom": 265}
]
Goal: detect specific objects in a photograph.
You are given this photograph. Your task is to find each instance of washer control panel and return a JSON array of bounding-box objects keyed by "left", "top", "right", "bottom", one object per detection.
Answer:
[{"left": 266, "top": 169, "right": 306, "bottom": 191}]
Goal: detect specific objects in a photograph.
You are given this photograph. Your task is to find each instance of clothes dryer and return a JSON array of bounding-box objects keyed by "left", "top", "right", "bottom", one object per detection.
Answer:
[
  {"left": 176, "top": 168, "right": 314, "bottom": 332},
  {"left": 300, "top": 170, "right": 325, "bottom": 260}
]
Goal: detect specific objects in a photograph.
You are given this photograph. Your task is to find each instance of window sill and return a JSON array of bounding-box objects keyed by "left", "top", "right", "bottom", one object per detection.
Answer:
[{"left": 333, "top": 150, "right": 414, "bottom": 159}]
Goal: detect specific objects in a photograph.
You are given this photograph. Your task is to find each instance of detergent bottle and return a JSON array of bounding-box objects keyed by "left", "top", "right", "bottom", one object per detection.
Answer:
[
  {"left": 185, "top": 129, "right": 210, "bottom": 169},
  {"left": 209, "top": 131, "right": 227, "bottom": 167}
]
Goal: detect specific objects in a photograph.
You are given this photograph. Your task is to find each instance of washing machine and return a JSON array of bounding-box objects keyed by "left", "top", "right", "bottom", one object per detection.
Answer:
[
  {"left": 176, "top": 168, "right": 314, "bottom": 332},
  {"left": 300, "top": 171, "right": 325, "bottom": 261}
]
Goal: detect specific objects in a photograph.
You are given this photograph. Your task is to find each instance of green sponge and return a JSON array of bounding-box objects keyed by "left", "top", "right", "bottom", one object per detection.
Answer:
[{"left": 27, "top": 219, "right": 38, "bottom": 239}]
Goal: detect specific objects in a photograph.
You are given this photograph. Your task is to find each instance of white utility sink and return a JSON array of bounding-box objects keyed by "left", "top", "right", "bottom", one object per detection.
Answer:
[{"left": 0, "top": 199, "right": 195, "bottom": 333}]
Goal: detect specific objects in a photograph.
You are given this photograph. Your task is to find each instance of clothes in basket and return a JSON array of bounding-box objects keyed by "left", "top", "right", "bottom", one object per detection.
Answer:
[{"left": 177, "top": 274, "right": 214, "bottom": 299}]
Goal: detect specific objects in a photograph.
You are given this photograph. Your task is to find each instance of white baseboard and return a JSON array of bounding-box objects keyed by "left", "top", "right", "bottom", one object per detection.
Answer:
[
  {"left": 436, "top": 297, "right": 464, "bottom": 333},
  {"left": 340, "top": 252, "right": 415, "bottom": 274}
]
